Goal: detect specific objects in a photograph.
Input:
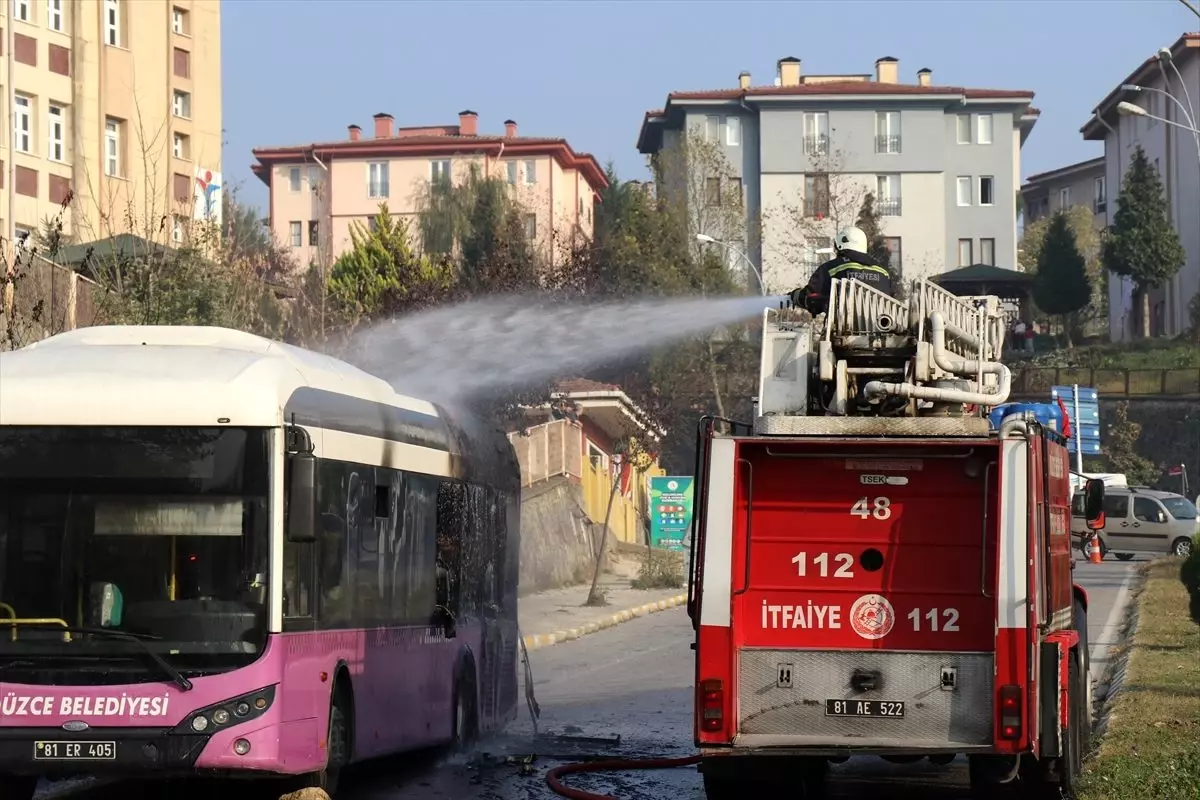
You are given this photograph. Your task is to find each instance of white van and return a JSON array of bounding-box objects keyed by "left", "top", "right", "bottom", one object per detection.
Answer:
[{"left": 1071, "top": 486, "right": 1198, "bottom": 559}]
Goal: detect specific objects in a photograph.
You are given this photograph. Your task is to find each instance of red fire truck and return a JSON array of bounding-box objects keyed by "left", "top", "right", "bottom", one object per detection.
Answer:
[{"left": 686, "top": 279, "right": 1106, "bottom": 798}]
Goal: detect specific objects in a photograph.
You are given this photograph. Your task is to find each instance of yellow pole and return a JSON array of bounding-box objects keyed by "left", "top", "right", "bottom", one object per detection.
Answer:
[{"left": 169, "top": 537, "right": 177, "bottom": 601}]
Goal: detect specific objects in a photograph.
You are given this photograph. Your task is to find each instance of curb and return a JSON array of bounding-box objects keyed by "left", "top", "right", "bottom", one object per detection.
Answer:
[{"left": 522, "top": 593, "right": 687, "bottom": 652}]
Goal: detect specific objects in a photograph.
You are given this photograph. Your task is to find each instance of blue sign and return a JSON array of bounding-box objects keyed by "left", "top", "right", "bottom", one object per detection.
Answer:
[{"left": 1051, "top": 386, "right": 1101, "bottom": 455}]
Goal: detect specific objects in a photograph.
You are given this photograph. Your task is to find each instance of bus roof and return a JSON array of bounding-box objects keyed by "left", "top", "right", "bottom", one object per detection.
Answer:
[{"left": 0, "top": 325, "right": 442, "bottom": 428}]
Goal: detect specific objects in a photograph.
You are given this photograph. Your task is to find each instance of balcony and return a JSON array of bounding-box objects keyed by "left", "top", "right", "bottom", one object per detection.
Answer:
[
  {"left": 875, "top": 134, "right": 902, "bottom": 154},
  {"left": 877, "top": 198, "right": 902, "bottom": 216},
  {"left": 803, "top": 134, "right": 829, "bottom": 156}
]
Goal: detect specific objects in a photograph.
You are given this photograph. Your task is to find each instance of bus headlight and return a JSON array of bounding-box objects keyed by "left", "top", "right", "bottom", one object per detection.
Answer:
[{"left": 174, "top": 684, "right": 277, "bottom": 736}]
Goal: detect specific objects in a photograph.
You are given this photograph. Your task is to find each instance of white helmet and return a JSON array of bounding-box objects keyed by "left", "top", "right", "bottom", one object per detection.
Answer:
[{"left": 834, "top": 226, "right": 868, "bottom": 254}]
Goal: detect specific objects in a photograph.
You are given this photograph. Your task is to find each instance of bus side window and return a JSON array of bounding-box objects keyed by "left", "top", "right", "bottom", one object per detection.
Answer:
[{"left": 436, "top": 482, "right": 465, "bottom": 619}]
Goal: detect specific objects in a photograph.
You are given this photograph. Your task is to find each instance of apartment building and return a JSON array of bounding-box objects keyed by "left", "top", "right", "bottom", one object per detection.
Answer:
[
  {"left": 1, "top": 0, "right": 222, "bottom": 254},
  {"left": 1082, "top": 32, "right": 1200, "bottom": 341},
  {"left": 250, "top": 112, "right": 607, "bottom": 269},
  {"left": 638, "top": 57, "right": 1039, "bottom": 291},
  {"left": 1021, "top": 156, "right": 1107, "bottom": 228}
]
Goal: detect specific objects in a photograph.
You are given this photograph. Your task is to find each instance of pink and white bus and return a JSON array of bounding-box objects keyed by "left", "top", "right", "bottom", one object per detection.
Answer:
[{"left": 0, "top": 326, "right": 521, "bottom": 798}]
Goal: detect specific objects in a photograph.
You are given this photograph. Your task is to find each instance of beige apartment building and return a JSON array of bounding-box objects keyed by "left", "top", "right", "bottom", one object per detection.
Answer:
[
  {"left": 1020, "top": 156, "right": 1107, "bottom": 229},
  {"left": 251, "top": 111, "right": 607, "bottom": 269},
  {"left": 1, "top": 0, "right": 222, "bottom": 255}
]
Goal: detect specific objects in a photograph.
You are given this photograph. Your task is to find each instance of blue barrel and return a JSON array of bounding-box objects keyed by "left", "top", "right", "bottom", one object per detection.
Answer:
[{"left": 988, "top": 402, "right": 1066, "bottom": 434}]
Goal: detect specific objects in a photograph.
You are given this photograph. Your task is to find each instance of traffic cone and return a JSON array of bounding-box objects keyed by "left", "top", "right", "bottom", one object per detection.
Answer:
[{"left": 1088, "top": 532, "right": 1104, "bottom": 564}]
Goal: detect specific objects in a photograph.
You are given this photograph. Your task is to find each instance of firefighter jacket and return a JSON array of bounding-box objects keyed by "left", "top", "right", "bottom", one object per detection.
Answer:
[{"left": 791, "top": 249, "right": 893, "bottom": 315}]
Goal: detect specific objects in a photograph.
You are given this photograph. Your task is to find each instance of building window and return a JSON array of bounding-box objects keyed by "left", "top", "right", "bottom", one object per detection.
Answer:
[
  {"left": 506, "top": 161, "right": 518, "bottom": 184},
  {"left": 804, "top": 173, "right": 830, "bottom": 217},
  {"left": 705, "top": 177, "right": 721, "bottom": 207},
  {"left": 173, "top": 47, "right": 190, "bottom": 79},
  {"left": 103, "top": 0, "right": 120, "bottom": 46},
  {"left": 172, "top": 132, "right": 190, "bottom": 160},
  {"left": 172, "top": 6, "right": 189, "bottom": 35},
  {"left": 956, "top": 176, "right": 972, "bottom": 206},
  {"left": 367, "top": 162, "right": 389, "bottom": 198},
  {"left": 705, "top": 115, "right": 720, "bottom": 142},
  {"left": 956, "top": 114, "right": 971, "bottom": 144},
  {"left": 308, "top": 220, "right": 319, "bottom": 246},
  {"left": 13, "top": 0, "right": 29, "bottom": 22},
  {"left": 289, "top": 221, "right": 302, "bottom": 248},
  {"left": 47, "top": 104, "right": 65, "bottom": 162},
  {"left": 976, "top": 114, "right": 994, "bottom": 145},
  {"left": 884, "top": 237, "right": 902, "bottom": 271},
  {"left": 729, "top": 177, "right": 743, "bottom": 205},
  {"left": 875, "top": 111, "right": 901, "bottom": 154},
  {"left": 726, "top": 116, "right": 741, "bottom": 146},
  {"left": 980, "top": 238, "right": 996, "bottom": 266},
  {"left": 171, "top": 215, "right": 186, "bottom": 244},
  {"left": 47, "top": 0, "right": 64, "bottom": 31},
  {"left": 307, "top": 166, "right": 320, "bottom": 192},
  {"left": 430, "top": 159, "right": 451, "bottom": 184},
  {"left": 804, "top": 237, "right": 831, "bottom": 268},
  {"left": 13, "top": 95, "right": 31, "bottom": 154},
  {"left": 1059, "top": 186, "right": 1071, "bottom": 208},
  {"left": 978, "top": 176, "right": 995, "bottom": 206},
  {"left": 803, "top": 112, "right": 829, "bottom": 156},
  {"left": 288, "top": 167, "right": 301, "bottom": 193},
  {"left": 172, "top": 90, "right": 191, "bottom": 119},
  {"left": 1093, "top": 176, "right": 1106, "bottom": 213},
  {"left": 104, "top": 117, "right": 120, "bottom": 176},
  {"left": 523, "top": 159, "right": 536, "bottom": 185},
  {"left": 957, "top": 238, "right": 973, "bottom": 267},
  {"left": 523, "top": 213, "right": 537, "bottom": 240},
  {"left": 876, "top": 174, "right": 901, "bottom": 216}
]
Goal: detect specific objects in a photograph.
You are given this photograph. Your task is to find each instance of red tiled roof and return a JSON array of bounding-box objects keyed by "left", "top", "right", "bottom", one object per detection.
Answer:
[
  {"left": 251, "top": 134, "right": 608, "bottom": 190},
  {"left": 1082, "top": 32, "right": 1199, "bottom": 136},
  {"left": 665, "top": 81, "right": 1034, "bottom": 101}
]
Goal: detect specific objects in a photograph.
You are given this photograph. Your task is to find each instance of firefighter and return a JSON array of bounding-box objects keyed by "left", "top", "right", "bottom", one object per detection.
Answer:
[{"left": 788, "top": 226, "right": 893, "bottom": 315}]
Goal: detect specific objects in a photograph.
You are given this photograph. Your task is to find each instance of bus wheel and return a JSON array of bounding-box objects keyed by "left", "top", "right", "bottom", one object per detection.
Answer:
[
  {"left": 301, "top": 692, "right": 350, "bottom": 795},
  {"left": 0, "top": 775, "right": 38, "bottom": 800},
  {"left": 453, "top": 668, "right": 479, "bottom": 750}
]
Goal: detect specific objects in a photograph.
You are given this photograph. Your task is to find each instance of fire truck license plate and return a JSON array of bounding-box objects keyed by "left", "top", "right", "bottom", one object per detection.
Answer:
[
  {"left": 34, "top": 741, "right": 117, "bottom": 761},
  {"left": 825, "top": 699, "right": 905, "bottom": 719}
]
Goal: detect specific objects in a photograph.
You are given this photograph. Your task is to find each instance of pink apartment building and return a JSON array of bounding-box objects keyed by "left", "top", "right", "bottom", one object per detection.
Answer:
[{"left": 250, "top": 111, "right": 607, "bottom": 268}]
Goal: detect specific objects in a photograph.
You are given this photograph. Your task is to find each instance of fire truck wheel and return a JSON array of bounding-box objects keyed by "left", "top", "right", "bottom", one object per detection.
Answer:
[
  {"left": 1059, "top": 652, "right": 1085, "bottom": 794},
  {"left": 0, "top": 774, "right": 37, "bottom": 800},
  {"left": 1074, "top": 600, "right": 1093, "bottom": 753},
  {"left": 967, "top": 754, "right": 1021, "bottom": 797}
]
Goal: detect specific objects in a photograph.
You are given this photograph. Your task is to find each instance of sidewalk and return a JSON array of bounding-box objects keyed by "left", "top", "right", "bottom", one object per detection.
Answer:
[{"left": 518, "top": 550, "right": 687, "bottom": 652}]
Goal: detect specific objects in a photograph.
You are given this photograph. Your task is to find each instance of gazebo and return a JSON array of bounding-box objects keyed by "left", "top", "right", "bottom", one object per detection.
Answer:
[{"left": 930, "top": 264, "right": 1035, "bottom": 321}]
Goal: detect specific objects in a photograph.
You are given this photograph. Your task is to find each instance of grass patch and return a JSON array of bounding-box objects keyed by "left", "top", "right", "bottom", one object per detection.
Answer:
[{"left": 1077, "top": 558, "right": 1200, "bottom": 800}]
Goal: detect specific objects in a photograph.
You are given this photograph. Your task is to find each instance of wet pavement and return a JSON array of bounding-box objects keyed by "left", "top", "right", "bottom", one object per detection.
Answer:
[{"left": 38, "top": 554, "right": 1143, "bottom": 800}]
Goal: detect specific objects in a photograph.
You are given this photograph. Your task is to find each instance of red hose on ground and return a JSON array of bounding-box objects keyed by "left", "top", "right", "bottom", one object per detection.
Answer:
[{"left": 545, "top": 754, "right": 703, "bottom": 800}]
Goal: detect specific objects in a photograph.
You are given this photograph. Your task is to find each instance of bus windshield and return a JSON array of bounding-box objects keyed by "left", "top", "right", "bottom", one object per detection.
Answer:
[{"left": 0, "top": 426, "right": 269, "bottom": 685}]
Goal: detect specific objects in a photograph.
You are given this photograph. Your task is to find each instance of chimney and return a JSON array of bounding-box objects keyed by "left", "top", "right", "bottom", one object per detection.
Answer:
[
  {"left": 738, "top": 71, "right": 751, "bottom": 90},
  {"left": 777, "top": 57, "right": 801, "bottom": 87},
  {"left": 372, "top": 113, "right": 393, "bottom": 139},
  {"left": 458, "top": 109, "right": 478, "bottom": 136},
  {"left": 917, "top": 67, "right": 932, "bottom": 87},
  {"left": 504, "top": 119, "right": 518, "bottom": 138},
  {"left": 875, "top": 57, "right": 899, "bottom": 84},
  {"left": 348, "top": 124, "right": 361, "bottom": 142}
]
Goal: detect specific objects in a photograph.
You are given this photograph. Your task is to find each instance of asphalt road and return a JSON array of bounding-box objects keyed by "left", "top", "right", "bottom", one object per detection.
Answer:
[{"left": 40, "top": 554, "right": 1142, "bottom": 800}]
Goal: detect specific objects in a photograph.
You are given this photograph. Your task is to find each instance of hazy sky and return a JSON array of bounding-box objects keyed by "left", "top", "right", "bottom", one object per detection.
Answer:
[{"left": 221, "top": 0, "right": 1194, "bottom": 211}]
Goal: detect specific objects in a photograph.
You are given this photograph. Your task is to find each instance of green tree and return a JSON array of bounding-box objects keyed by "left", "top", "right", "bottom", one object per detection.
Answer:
[
  {"left": 1019, "top": 205, "right": 1107, "bottom": 340},
  {"left": 855, "top": 192, "right": 902, "bottom": 295},
  {"left": 327, "top": 203, "right": 452, "bottom": 322},
  {"left": 1031, "top": 212, "right": 1092, "bottom": 347},
  {"left": 1101, "top": 146, "right": 1186, "bottom": 338},
  {"left": 1102, "top": 401, "right": 1160, "bottom": 486}
]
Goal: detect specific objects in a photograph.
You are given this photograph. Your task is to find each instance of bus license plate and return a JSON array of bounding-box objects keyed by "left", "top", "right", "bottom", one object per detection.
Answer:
[
  {"left": 34, "top": 741, "right": 117, "bottom": 761},
  {"left": 825, "top": 699, "right": 905, "bottom": 719}
]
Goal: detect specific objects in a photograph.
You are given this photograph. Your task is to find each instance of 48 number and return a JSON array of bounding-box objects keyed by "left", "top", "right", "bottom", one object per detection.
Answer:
[{"left": 851, "top": 496, "right": 892, "bottom": 520}]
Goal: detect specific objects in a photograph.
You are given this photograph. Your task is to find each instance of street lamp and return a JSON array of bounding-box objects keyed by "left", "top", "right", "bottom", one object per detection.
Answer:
[
  {"left": 695, "top": 233, "right": 767, "bottom": 296},
  {"left": 1116, "top": 101, "right": 1200, "bottom": 167}
]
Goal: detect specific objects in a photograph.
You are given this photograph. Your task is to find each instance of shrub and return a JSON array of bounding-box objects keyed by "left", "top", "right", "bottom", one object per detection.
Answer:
[{"left": 631, "top": 548, "right": 685, "bottom": 590}]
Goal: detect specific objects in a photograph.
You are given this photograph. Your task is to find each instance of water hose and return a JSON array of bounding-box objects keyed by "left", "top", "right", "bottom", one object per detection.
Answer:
[{"left": 545, "top": 754, "right": 702, "bottom": 800}]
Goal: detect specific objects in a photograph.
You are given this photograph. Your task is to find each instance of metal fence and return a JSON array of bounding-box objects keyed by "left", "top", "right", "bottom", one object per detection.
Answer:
[
  {"left": 1010, "top": 367, "right": 1200, "bottom": 399},
  {"left": 507, "top": 419, "right": 584, "bottom": 487}
]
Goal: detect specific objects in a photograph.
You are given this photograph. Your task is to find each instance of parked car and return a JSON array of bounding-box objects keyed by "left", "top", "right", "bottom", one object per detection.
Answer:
[{"left": 1071, "top": 486, "right": 1198, "bottom": 560}]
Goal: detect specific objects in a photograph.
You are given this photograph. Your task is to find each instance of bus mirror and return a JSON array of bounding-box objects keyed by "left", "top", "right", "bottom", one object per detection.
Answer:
[
  {"left": 287, "top": 453, "right": 318, "bottom": 544},
  {"left": 1083, "top": 478, "right": 1105, "bottom": 529}
]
